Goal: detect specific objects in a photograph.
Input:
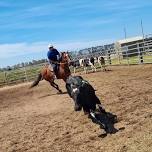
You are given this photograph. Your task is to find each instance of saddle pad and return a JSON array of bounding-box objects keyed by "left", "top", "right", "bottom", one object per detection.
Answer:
[{"left": 48, "top": 64, "right": 53, "bottom": 71}]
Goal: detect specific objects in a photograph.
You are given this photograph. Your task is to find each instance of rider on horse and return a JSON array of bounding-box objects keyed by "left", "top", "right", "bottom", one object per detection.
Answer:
[{"left": 47, "top": 44, "right": 60, "bottom": 78}]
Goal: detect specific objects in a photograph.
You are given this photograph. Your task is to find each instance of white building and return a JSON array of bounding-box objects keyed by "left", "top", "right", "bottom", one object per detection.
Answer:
[{"left": 114, "top": 36, "right": 144, "bottom": 58}]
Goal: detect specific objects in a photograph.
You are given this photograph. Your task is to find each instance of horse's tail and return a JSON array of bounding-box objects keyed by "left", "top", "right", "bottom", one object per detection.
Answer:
[{"left": 30, "top": 73, "right": 42, "bottom": 88}]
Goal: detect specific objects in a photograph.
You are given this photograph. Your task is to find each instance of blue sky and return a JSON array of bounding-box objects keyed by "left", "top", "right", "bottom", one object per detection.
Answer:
[{"left": 0, "top": 0, "right": 152, "bottom": 67}]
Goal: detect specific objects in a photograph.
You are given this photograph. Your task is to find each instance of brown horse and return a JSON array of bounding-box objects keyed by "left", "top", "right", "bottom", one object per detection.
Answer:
[{"left": 30, "top": 52, "right": 71, "bottom": 93}]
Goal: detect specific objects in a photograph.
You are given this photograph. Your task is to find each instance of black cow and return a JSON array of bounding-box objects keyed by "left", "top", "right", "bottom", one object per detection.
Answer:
[
  {"left": 66, "top": 75, "right": 105, "bottom": 114},
  {"left": 90, "top": 56, "right": 95, "bottom": 65}
]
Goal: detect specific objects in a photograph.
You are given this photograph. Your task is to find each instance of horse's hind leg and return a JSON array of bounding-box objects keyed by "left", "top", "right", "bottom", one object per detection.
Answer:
[{"left": 50, "top": 81, "right": 62, "bottom": 93}]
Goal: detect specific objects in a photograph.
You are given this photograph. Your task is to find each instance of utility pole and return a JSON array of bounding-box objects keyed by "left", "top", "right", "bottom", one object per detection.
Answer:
[
  {"left": 141, "top": 19, "right": 145, "bottom": 39},
  {"left": 139, "top": 19, "right": 144, "bottom": 63},
  {"left": 124, "top": 26, "right": 127, "bottom": 39}
]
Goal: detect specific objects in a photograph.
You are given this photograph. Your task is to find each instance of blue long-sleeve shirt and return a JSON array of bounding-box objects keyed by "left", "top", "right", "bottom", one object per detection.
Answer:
[{"left": 47, "top": 48, "right": 60, "bottom": 62}]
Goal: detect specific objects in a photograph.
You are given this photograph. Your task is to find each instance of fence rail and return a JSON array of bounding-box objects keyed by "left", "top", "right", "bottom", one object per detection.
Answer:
[{"left": 0, "top": 39, "right": 152, "bottom": 87}]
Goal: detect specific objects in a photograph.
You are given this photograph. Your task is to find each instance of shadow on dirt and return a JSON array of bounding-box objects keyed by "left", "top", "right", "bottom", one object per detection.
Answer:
[
  {"left": 38, "top": 91, "right": 67, "bottom": 99},
  {"left": 89, "top": 110, "right": 125, "bottom": 138}
]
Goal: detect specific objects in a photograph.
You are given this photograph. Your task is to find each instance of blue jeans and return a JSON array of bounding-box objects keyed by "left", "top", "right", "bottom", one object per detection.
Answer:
[{"left": 50, "top": 63, "right": 58, "bottom": 74}]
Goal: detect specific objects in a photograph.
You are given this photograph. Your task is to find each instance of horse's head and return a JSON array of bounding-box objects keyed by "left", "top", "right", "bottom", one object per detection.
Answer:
[
  {"left": 60, "top": 52, "right": 71, "bottom": 64},
  {"left": 59, "top": 52, "right": 71, "bottom": 79}
]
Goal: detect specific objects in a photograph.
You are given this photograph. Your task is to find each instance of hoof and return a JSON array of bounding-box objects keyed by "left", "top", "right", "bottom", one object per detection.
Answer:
[
  {"left": 57, "top": 90, "right": 62, "bottom": 94},
  {"left": 74, "top": 105, "right": 82, "bottom": 111},
  {"left": 98, "top": 132, "right": 107, "bottom": 138},
  {"left": 83, "top": 111, "right": 90, "bottom": 115}
]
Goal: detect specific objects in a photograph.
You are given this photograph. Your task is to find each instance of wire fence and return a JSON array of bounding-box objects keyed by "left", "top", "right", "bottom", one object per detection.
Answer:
[{"left": 0, "top": 39, "right": 152, "bottom": 87}]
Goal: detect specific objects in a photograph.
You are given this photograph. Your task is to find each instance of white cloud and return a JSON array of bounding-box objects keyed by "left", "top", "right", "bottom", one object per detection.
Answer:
[
  {"left": 0, "top": 39, "right": 114, "bottom": 59},
  {"left": 0, "top": 42, "right": 46, "bottom": 58}
]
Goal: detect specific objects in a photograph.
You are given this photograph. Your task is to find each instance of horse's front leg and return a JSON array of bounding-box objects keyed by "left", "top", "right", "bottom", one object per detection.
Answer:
[{"left": 50, "top": 81, "right": 62, "bottom": 93}]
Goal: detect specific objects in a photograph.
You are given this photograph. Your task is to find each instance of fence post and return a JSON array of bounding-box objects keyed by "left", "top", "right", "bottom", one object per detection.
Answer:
[
  {"left": 24, "top": 66, "right": 28, "bottom": 82},
  {"left": 4, "top": 71, "right": 8, "bottom": 85},
  {"left": 117, "top": 47, "right": 122, "bottom": 65},
  {"left": 107, "top": 49, "right": 111, "bottom": 65},
  {"left": 137, "top": 43, "right": 144, "bottom": 64},
  {"left": 125, "top": 46, "right": 130, "bottom": 65},
  {"left": 117, "top": 51, "right": 121, "bottom": 65}
]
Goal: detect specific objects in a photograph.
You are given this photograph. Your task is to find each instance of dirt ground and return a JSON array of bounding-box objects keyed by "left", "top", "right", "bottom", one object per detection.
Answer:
[{"left": 0, "top": 65, "right": 152, "bottom": 152}]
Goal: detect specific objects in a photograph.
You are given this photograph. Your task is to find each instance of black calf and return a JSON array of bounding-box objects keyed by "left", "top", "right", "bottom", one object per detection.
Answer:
[{"left": 66, "top": 76, "right": 104, "bottom": 113}]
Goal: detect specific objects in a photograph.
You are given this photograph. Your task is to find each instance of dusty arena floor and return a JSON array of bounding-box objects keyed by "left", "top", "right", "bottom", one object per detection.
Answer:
[{"left": 0, "top": 65, "right": 152, "bottom": 152}]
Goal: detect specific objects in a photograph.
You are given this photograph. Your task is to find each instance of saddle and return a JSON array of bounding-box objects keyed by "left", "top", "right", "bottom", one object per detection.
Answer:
[{"left": 48, "top": 64, "right": 59, "bottom": 78}]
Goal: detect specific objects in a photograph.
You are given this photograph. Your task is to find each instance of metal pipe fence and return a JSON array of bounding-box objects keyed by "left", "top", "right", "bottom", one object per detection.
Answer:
[{"left": 0, "top": 39, "right": 152, "bottom": 87}]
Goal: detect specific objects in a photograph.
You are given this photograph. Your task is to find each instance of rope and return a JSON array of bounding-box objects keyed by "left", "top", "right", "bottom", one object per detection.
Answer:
[{"left": 49, "top": 60, "right": 68, "bottom": 65}]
